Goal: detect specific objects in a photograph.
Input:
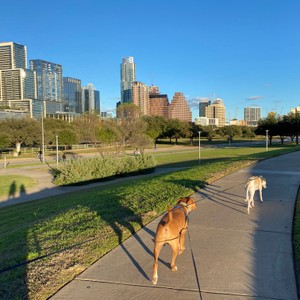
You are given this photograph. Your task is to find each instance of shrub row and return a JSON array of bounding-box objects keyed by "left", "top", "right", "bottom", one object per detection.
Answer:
[{"left": 51, "top": 154, "right": 156, "bottom": 185}]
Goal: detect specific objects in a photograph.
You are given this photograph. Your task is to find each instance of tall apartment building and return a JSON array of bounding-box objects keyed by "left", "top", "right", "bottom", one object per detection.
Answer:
[
  {"left": 169, "top": 92, "right": 192, "bottom": 122},
  {"left": 63, "top": 77, "right": 82, "bottom": 113},
  {"left": 120, "top": 56, "right": 136, "bottom": 103},
  {"left": 0, "top": 42, "right": 27, "bottom": 70},
  {"left": 149, "top": 94, "right": 169, "bottom": 118},
  {"left": 0, "top": 42, "right": 38, "bottom": 117},
  {"left": 82, "top": 83, "right": 100, "bottom": 114},
  {"left": 206, "top": 98, "right": 226, "bottom": 127},
  {"left": 131, "top": 81, "right": 149, "bottom": 115},
  {"left": 30, "top": 59, "right": 63, "bottom": 114},
  {"left": 244, "top": 107, "right": 261, "bottom": 126}
]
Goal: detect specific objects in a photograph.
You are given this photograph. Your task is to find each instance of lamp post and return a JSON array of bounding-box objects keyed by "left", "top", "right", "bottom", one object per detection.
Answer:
[
  {"left": 198, "top": 131, "right": 201, "bottom": 164},
  {"left": 41, "top": 109, "right": 45, "bottom": 163},
  {"left": 266, "top": 130, "right": 269, "bottom": 152},
  {"left": 56, "top": 135, "right": 59, "bottom": 168}
]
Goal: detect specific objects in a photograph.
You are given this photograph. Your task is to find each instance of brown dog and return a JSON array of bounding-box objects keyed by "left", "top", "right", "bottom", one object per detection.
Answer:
[{"left": 152, "top": 196, "right": 196, "bottom": 285}]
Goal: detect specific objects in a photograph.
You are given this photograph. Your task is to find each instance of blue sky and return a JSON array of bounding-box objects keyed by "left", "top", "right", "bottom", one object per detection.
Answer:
[{"left": 1, "top": 0, "right": 299, "bottom": 121}]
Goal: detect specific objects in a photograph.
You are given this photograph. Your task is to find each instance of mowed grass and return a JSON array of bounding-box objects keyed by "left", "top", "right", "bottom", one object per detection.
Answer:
[
  {"left": 152, "top": 144, "right": 298, "bottom": 167},
  {"left": 0, "top": 175, "right": 36, "bottom": 198},
  {"left": 0, "top": 144, "right": 299, "bottom": 300}
]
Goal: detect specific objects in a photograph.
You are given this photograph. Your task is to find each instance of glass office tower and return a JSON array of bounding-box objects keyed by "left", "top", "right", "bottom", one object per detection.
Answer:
[{"left": 120, "top": 56, "right": 136, "bottom": 103}]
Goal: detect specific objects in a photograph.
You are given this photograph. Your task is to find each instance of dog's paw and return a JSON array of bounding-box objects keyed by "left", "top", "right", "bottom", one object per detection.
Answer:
[
  {"left": 171, "top": 265, "right": 178, "bottom": 272},
  {"left": 152, "top": 276, "right": 158, "bottom": 285}
]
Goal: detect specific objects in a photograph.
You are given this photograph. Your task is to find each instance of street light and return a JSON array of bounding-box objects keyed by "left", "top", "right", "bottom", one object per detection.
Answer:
[
  {"left": 266, "top": 130, "right": 269, "bottom": 151},
  {"left": 41, "top": 109, "right": 45, "bottom": 163},
  {"left": 56, "top": 135, "right": 59, "bottom": 168},
  {"left": 198, "top": 131, "right": 201, "bottom": 164}
]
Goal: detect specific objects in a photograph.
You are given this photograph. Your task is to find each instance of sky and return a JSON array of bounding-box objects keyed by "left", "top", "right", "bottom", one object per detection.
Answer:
[{"left": 1, "top": 0, "right": 300, "bottom": 121}]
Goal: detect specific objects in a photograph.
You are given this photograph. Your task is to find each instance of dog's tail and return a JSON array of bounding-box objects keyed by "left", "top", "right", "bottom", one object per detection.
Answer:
[{"left": 167, "top": 205, "right": 173, "bottom": 223}]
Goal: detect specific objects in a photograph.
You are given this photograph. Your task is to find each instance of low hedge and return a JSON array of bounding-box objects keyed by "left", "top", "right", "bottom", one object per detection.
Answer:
[{"left": 51, "top": 154, "right": 156, "bottom": 185}]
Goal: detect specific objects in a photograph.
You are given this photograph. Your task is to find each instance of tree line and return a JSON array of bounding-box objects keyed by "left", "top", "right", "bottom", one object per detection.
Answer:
[{"left": 0, "top": 109, "right": 299, "bottom": 155}]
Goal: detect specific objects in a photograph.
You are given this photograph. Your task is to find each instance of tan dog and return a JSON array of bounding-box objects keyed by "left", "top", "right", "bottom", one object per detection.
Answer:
[
  {"left": 152, "top": 196, "right": 196, "bottom": 285},
  {"left": 245, "top": 176, "right": 267, "bottom": 214}
]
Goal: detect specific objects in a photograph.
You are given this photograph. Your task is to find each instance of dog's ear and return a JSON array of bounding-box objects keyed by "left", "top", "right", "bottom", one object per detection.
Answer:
[{"left": 186, "top": 197, "right": 195, "bottom": 205}]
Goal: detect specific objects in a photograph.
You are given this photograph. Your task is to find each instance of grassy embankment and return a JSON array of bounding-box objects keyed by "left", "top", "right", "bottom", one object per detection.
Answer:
[{"left": 0, "top": 144, "right": 299, "bottom": 299}]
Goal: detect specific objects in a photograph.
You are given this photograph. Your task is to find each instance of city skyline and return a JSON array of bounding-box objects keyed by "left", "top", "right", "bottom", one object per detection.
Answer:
[{"left": 1, "top": 0, "right": 299, "bottom": 121}]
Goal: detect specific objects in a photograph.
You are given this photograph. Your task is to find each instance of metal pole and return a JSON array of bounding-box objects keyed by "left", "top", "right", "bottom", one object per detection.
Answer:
[
  {"left": 198, "top": 131, "right": 201, "bottom": 164},
  {"left": 56, "top": 135, "right": 59, "bottom": 168},
  {"left": 266, "top": 130, "right": 269, "bottom": 151},
  {"left": 41, "top": 109, "right": 45, "bottom": 163}
]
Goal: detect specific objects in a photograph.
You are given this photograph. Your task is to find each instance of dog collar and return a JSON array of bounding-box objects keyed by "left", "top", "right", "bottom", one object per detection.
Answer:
[
  {"left": 178, "top": 201, "right": 191, "bottom": 213},
  {"left": 174, "top": 203, "right": 190, "bottom": 224}
]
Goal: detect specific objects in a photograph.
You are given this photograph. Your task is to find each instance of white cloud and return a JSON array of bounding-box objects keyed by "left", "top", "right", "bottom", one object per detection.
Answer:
[{"left": 246, "top": 96, "right": 263, "bottom": 101}]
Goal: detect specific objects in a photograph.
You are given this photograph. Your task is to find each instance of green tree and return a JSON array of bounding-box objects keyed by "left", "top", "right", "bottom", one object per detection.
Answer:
[
  {"left": 164, "top": 119, "right": 183, "bottom": 143},
  {"left": 287, "top": 112, "right": 300, "bottom": 144},
  {"left": 142, "top": 115, "right": 167, "bottom": 147},
  {"left": 256, "top": 112, "right": 277, "bottom": 145},
  {"left": 96, "top": 120, "right": 123, "bottom": 156},
  {"left": 59, "top": 128, "right": 79, "bottom": 150},
  {"left": 0, "top": 118, "right": 40, "bottom": 154}
]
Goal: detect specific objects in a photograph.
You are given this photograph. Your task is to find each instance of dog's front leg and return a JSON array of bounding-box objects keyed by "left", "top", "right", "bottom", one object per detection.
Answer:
[{"left": 259, "top": 187, "right": 263, "bottom": 202}]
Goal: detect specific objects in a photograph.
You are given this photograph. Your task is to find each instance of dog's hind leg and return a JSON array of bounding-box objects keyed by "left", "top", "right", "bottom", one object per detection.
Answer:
[
  {"left": 179, "top": 228, "right": 187, "bottom": 254},
  {"left": 152, "top": 242, "right": 163, "bottom": 285},
  {"left": 169, "top": 241, "right": 180, "bottom": 272}
]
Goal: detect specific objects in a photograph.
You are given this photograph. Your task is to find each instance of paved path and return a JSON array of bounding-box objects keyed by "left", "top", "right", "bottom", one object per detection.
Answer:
[{"left": 48, "top": 151, "right": 300, "bottom": 300}]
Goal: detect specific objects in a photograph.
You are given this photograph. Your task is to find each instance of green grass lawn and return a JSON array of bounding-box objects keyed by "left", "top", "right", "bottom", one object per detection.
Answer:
[
  {"left": 0, "top": 144, "right": 299, "bottom": 299},
  {"left": 0, "top": 175, "right": 36, "bottom": 198}
]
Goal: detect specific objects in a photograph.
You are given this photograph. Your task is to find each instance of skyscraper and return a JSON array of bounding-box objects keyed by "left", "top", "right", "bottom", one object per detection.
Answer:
[
  {"left": 131, "top": 81, "right": 149, "bottom": 115},
  {"left": 206, "top": 98, "right": 226, "bottom": 127},
  {"left": 0, "top": 42, "right": 27, "bottom": 70},
  {"left": 63, "top": 77, "right": 82, "bottom": 113},
  {"left": 149, "top": 93, "right": 170, "bottom": 118},
  {"left": 30, "top": 59, "right": 63, "bottom": 113},
  {"left": 169, "top": 92, "right": 192, "bottom": 122},
  {"left": 0, "top": 42, "right": 38, "bottom": 117},
  {"left": 244, "top": 107, "right": 261, "bottom": 126},
  {"left": 81, "top": 83, "right": 100, "bottom": 114},
  {"left": 199, "top": 99, "right": 211, "bottom": 117},
  {"left": 120, "top": 56, "right": 136, "bottom": 103}
]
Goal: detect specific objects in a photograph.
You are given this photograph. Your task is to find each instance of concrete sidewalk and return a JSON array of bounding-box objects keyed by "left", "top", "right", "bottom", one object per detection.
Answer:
[{"left": 49, "top": 151, "right": 300, "bottom": 300}]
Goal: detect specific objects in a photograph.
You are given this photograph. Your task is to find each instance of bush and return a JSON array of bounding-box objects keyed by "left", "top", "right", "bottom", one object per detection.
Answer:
[{"left": 52, "top": 154, "right": 156, "bottom": 185}]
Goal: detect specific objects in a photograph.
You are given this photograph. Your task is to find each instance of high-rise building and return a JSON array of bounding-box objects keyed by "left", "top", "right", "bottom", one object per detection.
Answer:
[
  {"left": 120, "top": 56, "right": 136, "bottom": 103},
  {"left": 199, "top": 99, "right": 211, "bottom": 117},
  {"left": 244, "top": 107, "right": 261, "bottom": 126},
  {"left": 169, "top": 92, "right": 192, "bottom": 122},
  {"left": 149, "top": 94, "right": 169, "bottom": 118},
  {"left": 131, "top": 81, "right": 149, "bottom": 115},
  {"left": 0, "top": 42, "right": 39, "bottom": 118},
  {"left": 63, "top": 77, "right": 82, "bottom": 113},
  {"left": 81, "top": 83, "right": 100, "bottom": 114},
  {"left": 30, "top": 59, "right": 63, "bottom": 114},
  {"left": 0, "top": 69, "right": 36, "bottom": 100},
  {"left": 0, "top": 42, "right": 27, "bottom": 70},
  {"left": 206, "top": 98, "right": 226, "bottom": 127}
]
